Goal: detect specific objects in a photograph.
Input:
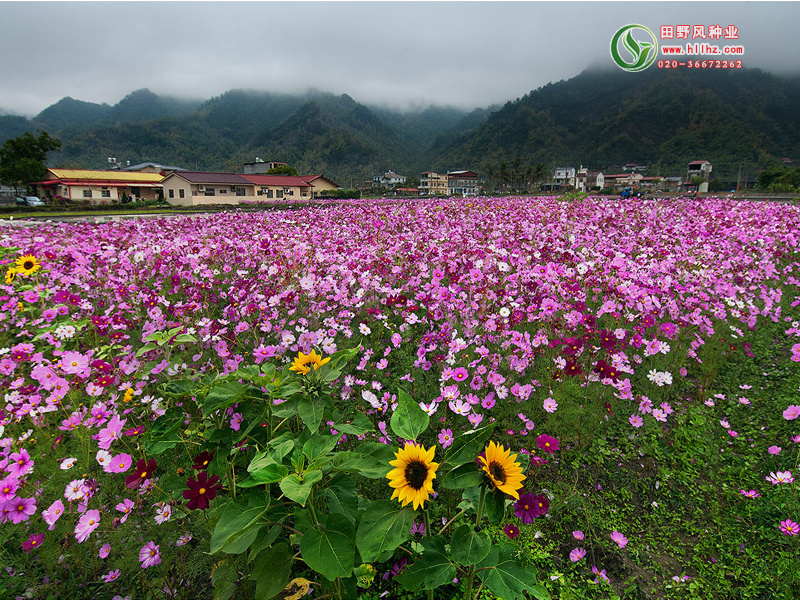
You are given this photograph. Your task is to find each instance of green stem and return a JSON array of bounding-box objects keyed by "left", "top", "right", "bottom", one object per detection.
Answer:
[
  {"left": 464, "top": 486, "right": 488, "bottom": 600},
  {"left": 424, "top": 509, "right": 433, "bottom": 600}
]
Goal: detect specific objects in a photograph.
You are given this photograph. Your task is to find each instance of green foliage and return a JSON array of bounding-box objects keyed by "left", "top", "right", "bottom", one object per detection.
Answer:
[
  {"left": 0, "top": 130, "right": 61, "bottom": 191},
  {"left": 265, "top": 164, "right": 298, "bottom": 176}
]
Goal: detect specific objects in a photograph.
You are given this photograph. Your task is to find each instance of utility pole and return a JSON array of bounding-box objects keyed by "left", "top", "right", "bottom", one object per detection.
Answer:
[{"left": 736, "top": 163, "right": 742, "bottom": 192}]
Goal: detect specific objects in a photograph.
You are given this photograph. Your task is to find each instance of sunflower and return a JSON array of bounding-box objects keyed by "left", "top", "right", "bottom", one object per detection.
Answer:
[
  {"left": 14, "top": 254, "right": 41, "bottom": 277},
  {"left": 478, "top": 441, "right": 526, "bottom": 499},
  {"left": 386, "top": 442, "right": 439, "bottom": 510},
  {"left": 3, "top": 267, "right": 16, "bottom": 285},
  {"left": 289, "top": 349, "right": 331, "bottom": 375}
]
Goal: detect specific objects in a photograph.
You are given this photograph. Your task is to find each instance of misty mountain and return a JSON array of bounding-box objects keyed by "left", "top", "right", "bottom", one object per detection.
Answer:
[
  {"left": 431, "top": 67, "right": 800, "bottom": 180},
  {"left": 1, "top": 67, "right": 798, "bottom": 183}
]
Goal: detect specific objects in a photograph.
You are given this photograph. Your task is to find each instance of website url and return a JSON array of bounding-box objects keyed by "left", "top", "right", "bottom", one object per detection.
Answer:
[{"left": 661, "top": 43, "right": 745, "bottom": 56}]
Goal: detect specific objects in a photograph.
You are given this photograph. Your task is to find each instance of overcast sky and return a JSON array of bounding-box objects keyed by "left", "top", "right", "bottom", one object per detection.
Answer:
[{"left": 1, "top": 1, "right": 798, "bottom": 116}]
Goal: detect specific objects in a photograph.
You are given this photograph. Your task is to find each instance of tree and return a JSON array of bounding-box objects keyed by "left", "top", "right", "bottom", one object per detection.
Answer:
[
  {"left": 0, "top": 130, "right": 61, "bottom": 194},
  {"left": 265, "top": 165, "right": 298, "bottom": 176}
]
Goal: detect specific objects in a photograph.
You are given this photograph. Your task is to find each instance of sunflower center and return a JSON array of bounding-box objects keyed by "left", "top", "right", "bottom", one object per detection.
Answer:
[
  {"left": 489, "top": 461, "right": 507, "bottom": 484},
  {"left": 404, "top": 460, "right": 429, "bottom": 490},
  {"left": 23, "top": 261, "right": 34, "bottom": 270}
]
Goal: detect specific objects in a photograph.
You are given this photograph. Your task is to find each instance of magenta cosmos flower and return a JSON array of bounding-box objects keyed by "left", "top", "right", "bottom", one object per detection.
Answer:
[
  {"left": 570, "top": 547, "right": 586, "bottom": 562},
  {"left": 22, "top": 533, "right": 44, "bottom": 553},
  {"left": 7, "top": 496, "right": 36, "bottom": 524},
  {"left": 783, "top": 405, "right": 800, "bottom": 420},
  {"left": 514, "top": 493, "right": 540, "bottom": 524},
  {"left": 503, "top": 524, "right": 520, "bottom": 540},
  {"left": 139, "top": 541, "right": 161, "bottom": 568},
  {"left": 74, "top": 509, "right": 101, "bottom": 543},
  {"left": 610, "top": 531, "right": 628, "bottom": 548},
  {"left": 536, "top": 434, "right": 559, "bottom": 455}
]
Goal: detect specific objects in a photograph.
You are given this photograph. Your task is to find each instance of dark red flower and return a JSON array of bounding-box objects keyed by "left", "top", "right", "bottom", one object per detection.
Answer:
[
  {"left": 503, "top": 523, "right": 520, "bottom": 540},
  {"left": 22, "top": 533, "right": 44, "bottom": 553},
  {"left": 192, "top": 450, "right": 215, "bottom": 471},
  {"left": 125, "top": 458, "right": 157, "bottom": 489},
  {"left": 533, "top": 494, "right": 549, "bottom": 516},
  {"left": 183, "top": 471, "right": 222, "bottom": 510}
]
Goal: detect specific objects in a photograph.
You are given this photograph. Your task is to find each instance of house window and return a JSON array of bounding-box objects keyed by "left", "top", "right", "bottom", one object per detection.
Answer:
[
  {"left": 83, "top": 189, "right": 92, "bottom": 198},
  {"left": 220, "top": 188, "right": 227, "bottom": 194},
  {"left": 179, "top": 189, "right": 185, "bottom": 198},
  {"left": 204, "top": 188, "right": 215, "bottom": 196},
  {"left": 235, "top": 187, "right": 246, "bottom": 197},
  {"left": 169, "top": 189, "right": 175, "bottom": 198},
  {"left": 101, "top": 188, "right": 111, "bottom": 198},
  {"left": 276, "top": 189, "right": 283, "bottom": 199},
  {"left": 266, "top": 189, "right": 273, "bottom": 198}
]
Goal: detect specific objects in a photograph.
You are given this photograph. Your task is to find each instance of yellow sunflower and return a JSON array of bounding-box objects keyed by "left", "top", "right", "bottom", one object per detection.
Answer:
[
  {"left": 478, "top": 441, "right": 526, "bottom": 499},
  {"left": 386, "top": 442, "right": 439, "bottom": 510},
  {"left": 289, "top": 349, "right": 331, "bottom": 375},
  {"left": 15, "top": 254, "right": 41, "bottom": 277},
  {"left": 3, "top": 267, "right": 16, "bottom": 285}
]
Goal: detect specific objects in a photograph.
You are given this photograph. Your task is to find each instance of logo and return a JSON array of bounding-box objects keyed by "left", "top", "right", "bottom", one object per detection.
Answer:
[{"left": 611, "top": 24, "right": 658, "bottom": 72}]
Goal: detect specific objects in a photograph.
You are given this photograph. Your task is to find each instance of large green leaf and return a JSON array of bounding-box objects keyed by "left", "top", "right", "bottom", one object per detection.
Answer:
[
  {"left": 279, "top": 470, "right": 323, "bottom": 506},
  {"left": 355, "top": 500, "right": 415, "bottom": 562},
  {"left": 300, "top": 513, "right": 355, "bottom": 581},
  {"left": 303, "top": 432, "right": 342, "bottom": 461},
  {"left": 315, "top": 345, "right": 360, "bottom": 383},
  {"left": 203, "top": 380, "right": 248, "bottom": 414},
  {"left": 395, "top": 535, "right": 455, "bottom": 592},
  {"left": 332, "top": 442, "right": 396, "bottom": 479},
  {"left": 239, "top": 464, "right": 289, "bottom": 488},
  {"left": 297, "top": 395, "right": 327, "bottom": 433},
  {"left": 477, "top": 545, "right": 540, "bottom": 600},
  {"left": 450, "top": 524, "right": 491, "bottom": 566},
  {"left": 331, "top": 412, "right": 374, "bottom": 436},
  {"left": 250, "top": 543, "right": 292, "bottom": 600},
  {"left": 210, "top": 500, "right": 269, "bottom": 555},
  {"left": 211, "top": 562, "right": 238, "bottom": 600},
  {"left": 484, "top": 488, "right": 508, "bottom": 525},
  {"left": 323, "top": 474, "right": 359, "bottom": 525},
  {"left": 442, "top": 423, "right": 495, "bottom": 468},
  {"left": 441, "top": 461, "right": 483, "bottom": 490},
  {"left": 141, "top": 406, "right": 183, "bottom": 455},
  {"left": 390, "top": 388, "right": 429, "bottom": 441}
]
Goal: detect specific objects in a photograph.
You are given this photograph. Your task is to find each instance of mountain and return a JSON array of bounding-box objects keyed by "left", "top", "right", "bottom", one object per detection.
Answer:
[
  {"left": 431, "top": 67, "right": 800, "bottom": 180},
  {"left": 1, "top": 67, "right": 798, "bottom": 183}
]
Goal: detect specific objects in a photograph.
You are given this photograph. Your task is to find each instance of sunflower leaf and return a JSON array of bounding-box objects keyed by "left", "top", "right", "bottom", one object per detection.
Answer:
[
  {"left": 477, "top": 544, "right": 540, "bottom": 600},
  {"left": 250, "top": 542, "right": 293, "bottom": 600},
  {"left": 299, "top": 513, "right": 355, "bottom": 581},
  {"left": 450, "top": 524, "right": 492, "bottom": 566},
  {"left": 390, "top": 389, "right": 429, "bottom": 441},
  {"left": 441, "top": 461, "right": 484, "bottom": 489},
  {"left": 441, "top": 423, "right": 496, "bottom": 468},
  {"left": 355, "top": 500, "right": 415, "bottom": 562},
  {"left": 395, "top": 535, "right": 455, "bottom": 591}
]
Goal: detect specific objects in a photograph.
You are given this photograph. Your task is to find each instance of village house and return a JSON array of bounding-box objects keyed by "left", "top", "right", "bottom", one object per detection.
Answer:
[
  {"left": 373, "top": 170, "right": 407, "bottom": 190},
  {"left": 35, "top": 168, "right": 164, "bottom": 204},
  {"left": 575, "top": 167, "right": 604, "bottom": 191},
  {"left": 160, "top": 171, "right": 340, "bottom": 206},
  {"left": 447, "top": 170, "right": 479, "bottom": 196},
  {"left": 419, "top": 172, "right": 448, "bottom": 196},
  {"left": 687, "top": 160, "right": 713, "bottom": 192}
]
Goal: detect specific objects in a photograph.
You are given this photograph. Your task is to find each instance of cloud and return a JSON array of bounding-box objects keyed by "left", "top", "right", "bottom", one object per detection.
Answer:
[{"left": 0, "top": 1, "right": 797, "bottom": 116}]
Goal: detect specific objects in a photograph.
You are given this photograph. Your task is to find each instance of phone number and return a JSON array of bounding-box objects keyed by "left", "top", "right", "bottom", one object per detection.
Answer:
[{"left": 658, "top": 59, "right": 743, "bottom": 69}]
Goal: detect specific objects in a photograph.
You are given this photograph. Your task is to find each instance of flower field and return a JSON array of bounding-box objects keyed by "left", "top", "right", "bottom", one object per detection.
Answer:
[{"left": 1, "top": 195, "right": 799, "bottom": 600}]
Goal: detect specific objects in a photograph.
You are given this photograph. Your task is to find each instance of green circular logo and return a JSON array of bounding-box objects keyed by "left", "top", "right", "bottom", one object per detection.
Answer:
[{"left": 610, "top": 24, "right": 658, "bottom": 72}]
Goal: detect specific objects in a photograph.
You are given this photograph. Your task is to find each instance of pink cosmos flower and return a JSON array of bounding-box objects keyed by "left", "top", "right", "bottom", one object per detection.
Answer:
[
  {"left": 65, "top": 478, "right": 88, "bottom": 502},
  {"left": 42, "top": 499, "right": 65, "bottom": 530},
  {"left": 74, "top": 509, "right": 101, "bottom": 543},
  {"left": 93, "top": 414, "right": 127, "bottom": 450},
  {"left": 6, "top": 448, "right": 34, "bottom": 479},
  {"left": 768, "top": 446, "right": 781, "bottom": 455},
  {"left": 104, "top": 569, "right": 121, "bottom": 582},
  {"left": 779, "top": 519, "right": 800, "bottom": 536},
  {"left": 740, "top": 489, "right": 760, "bottom": 498},
  {"left": 99, "top": 543, "right": 111, "bottom": 558},
  {"left": 766, "top": 471, "right": 794, "bottom": 484},
  {"left": 0, "top": 475, "right": 19, "bottom": 501},
  {"left": 7, "top": 497, "right": 36, "bottom": 524},
  {"left": 438, "top": 428, "right": 454, "bottom": 449},
  {"left": 60, "top": 351, "right": 89, "bottom": 375},
  {"left": 570, "top": 547, "right": 586, "bottom": 562},
  {"left": 451, "top": 367, "right": 469, "bottom": 382},
  {"left": 783, "top": 405, "right": 800, "bottom": 420},
  {"left": 536, "top": 434, "right": 559, "bottom": 454},
  {"left": 176, "top": 533, "right": 193, "bottom": 546},
  {"left": 116, "top": 498, "right": 135, "bottom": 523},
  {"left": 610, "top": 531, "right": 628, "bottom": 548},
  {"left": 139, "top": 541, "right": 161, "bottom": 569},
  {"left": 543, "top": 398, "right": 558, "bottom": 413},
  {"left": 573, "top": 530, "right": 585, "bottom": 540},
  {"left": 109, "top": 453, "right": 132, "bottom": 474},
  {"left": 230, "top": 413, "right": 243, "bottom": 431},
  {"left": 629, "top": 414, "right": 643, "bottom": 428}
]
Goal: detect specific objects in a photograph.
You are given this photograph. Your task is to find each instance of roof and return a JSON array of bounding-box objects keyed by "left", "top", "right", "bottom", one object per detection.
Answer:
[
  {"left": 303, "top": 174, "right": 341, "bottom": 188},
  {"left": 242, "top": 175, "right": 313, "bottom": 187},
  {"left": 124, "top": 162, "right": 186, "bottom": 172},
  {"left": 163, "top": 171, "right": 253, "bottom": 185},
  {"left": 688, "top": 160, "right": 711, "bottom": 165},
  {"left": 47, "top": 169, "right": 163, "bottom": 183},
  {"left": 447, "top": 170, "right": 478, "bottom": 178}
]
